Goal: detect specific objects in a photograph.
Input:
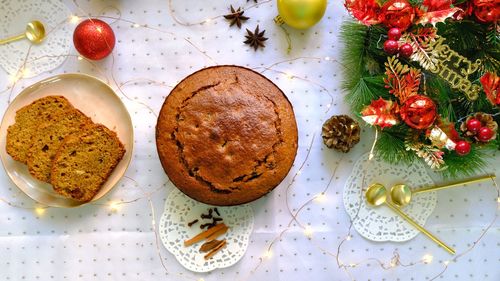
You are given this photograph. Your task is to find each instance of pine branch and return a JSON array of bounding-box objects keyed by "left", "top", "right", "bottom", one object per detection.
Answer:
[
  {"left": 486, "top": 22, "right": 499, "bottom": 45},
  {"left": 441, "top": 147, "right": 490, "bottom": 179}
]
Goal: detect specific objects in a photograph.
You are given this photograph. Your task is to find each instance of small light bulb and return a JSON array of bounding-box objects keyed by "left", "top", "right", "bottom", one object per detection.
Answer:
[
  {"left": 315, "top": 193, "right": 327, "bottom": 203},
  {"left": 443, "top": 260, "right": 450, "bottom": 266},
  {"left": 324, "top": 56, "right": 331, "bottom": 61},
  {"left": 69, "top": 15, "right": 80, "bottom": 24},
  {"left": 345, "top": 235, "right": 352, "bottom": 241},
  {"left": 77, "top": 56, "right": 83, "bottom": 61},
  {"left": 263, "top": 250, "right": 273, "bottom": 259},
  {"left": 22, "top": 68, "right": 31, "bottom": 77},
  {"left": 35, "top": 208, "right": 45, "bottom": 215},
  {"left": 285, "top": 72, "right": 293, "bottom": 80},
  {"left": 96, "top": 27, "right": 103, "bottom": 33},
  {"left": 304, "top": 226, "right": 313, "bottom": 238},
  {"left": 109, "top": 202, "right": 119, "bottom": 211},
  {"left": 422, "top": 254, "right": 433, "bottom": 264},
  {"left": 133, "top": 23, "right": 140, "bottom": 28},
  {"left": 205, "top": 18, "right": 211, "bottom": 23}
]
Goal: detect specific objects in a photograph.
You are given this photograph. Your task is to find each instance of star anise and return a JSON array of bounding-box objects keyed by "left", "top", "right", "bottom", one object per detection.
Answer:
[
  {"left": 224, "top": 5, "right": 249, "bottom": 28},
  {"left": 244, "top": 25, "right": 268, "bottom": 51}
]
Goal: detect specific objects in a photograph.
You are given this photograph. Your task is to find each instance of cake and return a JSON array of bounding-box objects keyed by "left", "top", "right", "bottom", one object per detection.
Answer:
[
  {"left": 51, "top": 124, "right": 126, "bottom": 202},
  {"left": 6, "top": 96, "right": 73, "bottom": 163},
  {"left": 156, "top": 65, "right": 298, "bottom": 206},
  {"left": 27, "top": 109, "right": 92, "bottom": 182}
]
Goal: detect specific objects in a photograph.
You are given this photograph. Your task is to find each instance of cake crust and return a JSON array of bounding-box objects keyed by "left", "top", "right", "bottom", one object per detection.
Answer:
[{"left": 156, "top": 65, "right": 298, "bottom": 206}]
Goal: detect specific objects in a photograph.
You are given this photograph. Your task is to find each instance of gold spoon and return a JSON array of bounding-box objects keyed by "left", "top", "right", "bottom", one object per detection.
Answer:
[
  {"left": 365, "top": 183, "right": 455, "bottom": 255},
  {"left": 391, "top": 174, "right": 496, "bottom": 207},
  {"left": 0, "top": 20, "right": 46, "bottom": 45}
]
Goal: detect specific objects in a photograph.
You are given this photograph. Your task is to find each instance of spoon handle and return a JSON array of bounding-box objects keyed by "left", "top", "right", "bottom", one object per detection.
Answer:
[
  {"left": 0, "top": 33, "right": 26, "bottom": 45},
  {"left": 413, "top": 174, "right": 496, "bottom": 194},
  {"left": 385, "top": 201, "right": 455, "bottom": 255}
]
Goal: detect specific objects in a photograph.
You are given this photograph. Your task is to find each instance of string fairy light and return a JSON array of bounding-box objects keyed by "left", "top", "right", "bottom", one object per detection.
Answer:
[
  {"left": 422, "top": 254, "right": 433, "bottom": 264},
  {"left": 0, "top": 1, "right": 498, "bottom": 280},
  {"left": 314, "top": 192, "right": 327, "bottom": 203},
  {"left": 304, "top": 226, "right": 314, "bottom": 239},
  {"left": 35, "top": 207, "right": 46, "bottom": 216},
  {"left": 69, "top": 15, "right": 80, "bottom": 24}
]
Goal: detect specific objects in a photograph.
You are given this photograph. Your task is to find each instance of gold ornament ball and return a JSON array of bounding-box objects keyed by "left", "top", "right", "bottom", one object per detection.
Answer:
[{"left": 276, "top": 0, "right": 327, "bottom": 29}]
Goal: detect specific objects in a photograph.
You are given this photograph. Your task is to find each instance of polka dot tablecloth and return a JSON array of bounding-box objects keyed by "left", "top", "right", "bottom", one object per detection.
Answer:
[{"left": 0, "top": 1, "right": 498, "bottom": 280}]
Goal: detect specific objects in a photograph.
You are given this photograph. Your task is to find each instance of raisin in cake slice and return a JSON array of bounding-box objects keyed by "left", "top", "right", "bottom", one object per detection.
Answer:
[
  {"left": 6, "top": 96, "right": 73, "bottom": 163},
  {"left": 50, "top": 124, "right": 125, "bottom": 202},
  {"left": 27, "top": 109, "right": 92, "bottom": 182}
]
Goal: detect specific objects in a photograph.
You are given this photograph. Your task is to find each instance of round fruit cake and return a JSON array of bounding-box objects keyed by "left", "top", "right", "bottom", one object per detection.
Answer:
[{"left": 156, "top": 65, "right": 298, "bottom": 206}]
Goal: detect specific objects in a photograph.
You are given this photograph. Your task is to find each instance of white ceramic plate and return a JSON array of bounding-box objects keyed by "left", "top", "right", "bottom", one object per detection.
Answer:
[{"left": 0, "top": 73, "right": 133, "bottom": 207}]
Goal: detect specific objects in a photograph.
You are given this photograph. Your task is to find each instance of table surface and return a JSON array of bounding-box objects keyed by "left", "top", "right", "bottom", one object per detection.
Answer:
[{"left": 0, "top": 1, "right": 498, "bottom": 280}]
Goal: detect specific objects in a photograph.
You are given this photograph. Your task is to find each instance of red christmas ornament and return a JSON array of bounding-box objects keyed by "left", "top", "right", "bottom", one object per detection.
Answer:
[
  {"left": 466, "top": 118, "right": 482, "bottom": 133},
  {"left": 400, "top": 95, "right": 437, "bottom": 130},
  {"left": 478, "top": 127, "right": 494, "bottom": 142},
  {"left": 387, "top": 27, "right": 402, "bottom": 40},
  {"left": 472, "top": 0, "right": 500, "bottom": 23},
  {"left": 422, "top": 0, "right": 453, "bottom": 12},
  {"left": 399, "top": 43, "right": 413, "bottom": 58},
  {"left": 73, "top": 19, "right": 115, "bottom": 60},
  {"left": 383, "top": 40, "right": 399, "bottom": 54},
  {"left": 344, "top": 0, "right": 381, "bottom": 26},
  {"left": 379, "top": 0, "right": 416, "bottom": 31},
  {"left": 455, "top": 141, "right": 471, "bottom": 156},
  {"left": 480, "top": 72, "right": 500, "bottom": 106}
]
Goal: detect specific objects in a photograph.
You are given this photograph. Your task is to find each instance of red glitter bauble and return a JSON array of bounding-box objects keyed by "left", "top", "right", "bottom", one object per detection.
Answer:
[
  {"left": 455, "top": 141, "right": 471, "bottom": 156},
  {"left": 379, "top": 0, "right": 415, "bottom": 31},
  {"left": 473, "top": 0, "right": 500, "bottom": 23},
  {"left": 73, "top": 19, "right": 115, "bottom": 60},
  {"left": 400, "top": 95, "right": 437, "bottom": 130}
]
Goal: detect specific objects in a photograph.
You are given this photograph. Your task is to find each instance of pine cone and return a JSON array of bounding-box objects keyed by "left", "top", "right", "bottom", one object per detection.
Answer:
[
  {"left": 322, "top": 115, "right": 361, "bottom": 153},
  {"left": 460, "top": 112, "right": 498, "bottom": 141}
]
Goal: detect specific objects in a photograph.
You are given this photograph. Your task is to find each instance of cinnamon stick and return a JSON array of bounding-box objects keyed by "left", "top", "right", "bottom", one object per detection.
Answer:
[
  {"left": 199, "top": 239, "right": 224, "bottom": 252},
  {"left": 204, "top": 239, "right": 227, "bottom": 260},
  {"left": 205, "top": 224, "right": 228, "bottom": 242},
  {"left": 184, "top": 223, "right": 226, "bottom": 247}
]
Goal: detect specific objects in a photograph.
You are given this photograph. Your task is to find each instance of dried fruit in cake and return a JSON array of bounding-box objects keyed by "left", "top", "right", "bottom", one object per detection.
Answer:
[
  {"left": 50, "top": 124, "right": 125, "bottom": 202},
  {"left": 27, "top": 109, "right": 92, "bottom": 182},
  {"left": 6, "top": 96, "right": 73, "bottom": 163}
]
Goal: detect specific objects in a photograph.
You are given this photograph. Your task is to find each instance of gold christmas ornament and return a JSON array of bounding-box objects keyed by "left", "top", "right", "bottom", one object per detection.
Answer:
[{"left": 275, "top": 0, "right": 327, "bottom": 29}]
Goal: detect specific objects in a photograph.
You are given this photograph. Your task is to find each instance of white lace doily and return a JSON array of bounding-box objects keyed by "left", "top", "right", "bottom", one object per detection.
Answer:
[
  {"left": 159, "top": 189, "right": 254, "bottom": 272},
  {"left": 0, "top": 0, "right": 71, "bottom": 78},
  {"left": 343, "top": 153, "right": 437, "bottom": 242}
]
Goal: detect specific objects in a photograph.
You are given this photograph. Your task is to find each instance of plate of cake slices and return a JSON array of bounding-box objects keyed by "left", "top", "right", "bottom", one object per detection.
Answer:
[{"left": 0, "top": 74, "right": 133, "bottom": 207}]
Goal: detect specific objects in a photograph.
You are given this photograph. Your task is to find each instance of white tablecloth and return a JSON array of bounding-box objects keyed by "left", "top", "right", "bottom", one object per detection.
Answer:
[{"left": 0, "top": 1, "right": 498, "bottom": 280}]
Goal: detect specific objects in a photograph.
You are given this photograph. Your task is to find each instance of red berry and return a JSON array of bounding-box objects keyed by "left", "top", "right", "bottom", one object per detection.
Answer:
[
  {"left": 466, "top": 118, "right": 481, "bottom": 133},
  {"left": 388, "top": 28, "right": 402, "bottom": 40},
  {"left": 478, "top": 127, "right": 494, "bottom": 142},
  {"left": 455, "top": 141, "right": 471, "bottom": 156},
  {"left": 399, "top": 43, "right": 413, "bottom": 58},
  {"left": 384, "top": 40, "right": 399, "bottom": 55}
]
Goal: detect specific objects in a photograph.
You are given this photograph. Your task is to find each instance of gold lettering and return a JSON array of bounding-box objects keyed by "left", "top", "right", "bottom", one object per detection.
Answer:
[{"left": 415, "top": 35, "right": 480, "bottom": 100}]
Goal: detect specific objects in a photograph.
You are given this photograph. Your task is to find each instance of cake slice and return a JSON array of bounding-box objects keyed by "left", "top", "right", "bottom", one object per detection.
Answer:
[
  {"left": 6, "top": 96, "right": 73, "bottom": 163},
  {"left": 26, "top": 109, "right": 92, "bottom": 182},
  {"left": 50, "top": 124, "right": 126, "bottom": 202}
]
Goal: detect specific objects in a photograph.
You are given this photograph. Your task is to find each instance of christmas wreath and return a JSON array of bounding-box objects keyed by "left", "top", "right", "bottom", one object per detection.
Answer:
[{"left": 341, "top": 0, "right": 499, "bottom": 177}]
